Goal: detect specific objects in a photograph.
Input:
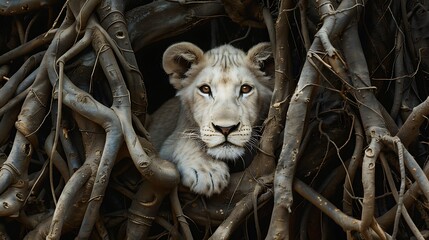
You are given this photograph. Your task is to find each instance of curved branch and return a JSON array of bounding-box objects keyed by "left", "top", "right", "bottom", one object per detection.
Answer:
[
  {"left": 97, "top": 0, "right": 148, "bottom": 122},
  {"left": 397, "top": 97, "right": 429, "bottom": 147},
  {"left": 46, "top": 164, "right": 92, "bottom": 240},
  {"left": 0, "top": 31, "right": 55, "bottom": 65},
  {"left": 126, "top": 0, "right": 225, "bottom": 51},
  {"left": 0, "top": 51, "right": 44, "bottom": 108},
  {"left": 209, "top": 183, "right": 272, "bottom": 239}
]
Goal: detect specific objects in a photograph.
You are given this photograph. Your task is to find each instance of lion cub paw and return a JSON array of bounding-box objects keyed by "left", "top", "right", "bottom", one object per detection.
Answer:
[{"left": 178, "top": 160, "right": 230, "bottom": 197}]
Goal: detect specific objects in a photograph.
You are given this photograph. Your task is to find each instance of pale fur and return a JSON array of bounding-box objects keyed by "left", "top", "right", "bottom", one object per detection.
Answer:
[{"left": 148, "top": 42, "right": 274, "bottom": 196}]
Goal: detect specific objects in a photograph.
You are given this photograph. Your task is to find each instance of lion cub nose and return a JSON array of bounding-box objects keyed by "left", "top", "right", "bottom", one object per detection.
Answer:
[{"left": 212, "top": 123, "right": 240, "bottom": 136}]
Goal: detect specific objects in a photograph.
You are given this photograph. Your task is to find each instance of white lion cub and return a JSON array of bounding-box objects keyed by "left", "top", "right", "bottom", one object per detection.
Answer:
[{"left": 148, "top": 42, "right": 274, "bottom": 197}]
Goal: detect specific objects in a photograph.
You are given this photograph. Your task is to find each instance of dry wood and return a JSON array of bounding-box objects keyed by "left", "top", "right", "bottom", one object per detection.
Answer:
[{"left": 0, "top": 0, "right": 427, "bottom": 239}]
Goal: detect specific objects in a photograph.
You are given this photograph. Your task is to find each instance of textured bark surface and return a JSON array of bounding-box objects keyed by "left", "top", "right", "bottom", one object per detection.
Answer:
[{"left": 0, "top": 0, "right": 428, "bottom": 239}]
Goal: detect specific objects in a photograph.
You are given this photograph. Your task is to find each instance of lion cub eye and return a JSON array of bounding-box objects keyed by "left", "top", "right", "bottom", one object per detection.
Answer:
[
  {"left": 199, "top": 84, "right": 212, "bottom": 95},
  {"left": 240, "top": 84, "right": 253, "bottom": 94}
]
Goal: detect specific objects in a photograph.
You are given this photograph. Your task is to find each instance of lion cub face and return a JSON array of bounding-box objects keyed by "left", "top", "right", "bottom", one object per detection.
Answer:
[{"left": 163, "top": 42, "right": 274, "bottom": 162}]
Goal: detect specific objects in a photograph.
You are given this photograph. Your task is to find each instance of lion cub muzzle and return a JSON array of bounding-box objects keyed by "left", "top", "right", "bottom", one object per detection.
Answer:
[{"left": 212, "top": 122, "right": 240, "bottom": 136}]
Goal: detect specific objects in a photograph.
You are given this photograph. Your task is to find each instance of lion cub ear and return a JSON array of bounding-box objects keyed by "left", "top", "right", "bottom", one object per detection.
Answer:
[
  {"left": 247, "top": 42, "right": 274, "bottom": 77},
  {"left": 163, "top": 42, "right": 204, "bottom": 89}
]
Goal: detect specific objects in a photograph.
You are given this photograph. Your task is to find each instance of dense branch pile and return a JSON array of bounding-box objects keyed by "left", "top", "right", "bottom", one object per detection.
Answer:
[{"left": 0, "top": 0, "right": 427, "bottom": 239}]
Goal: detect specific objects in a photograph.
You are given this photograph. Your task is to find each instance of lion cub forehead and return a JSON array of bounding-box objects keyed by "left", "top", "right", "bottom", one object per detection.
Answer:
[
  {"left": 206, "top": 44, "right": 246, "bottom": 56},
  {"left": 204, "top": 45, "right": 248, "bottom": 69}
]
